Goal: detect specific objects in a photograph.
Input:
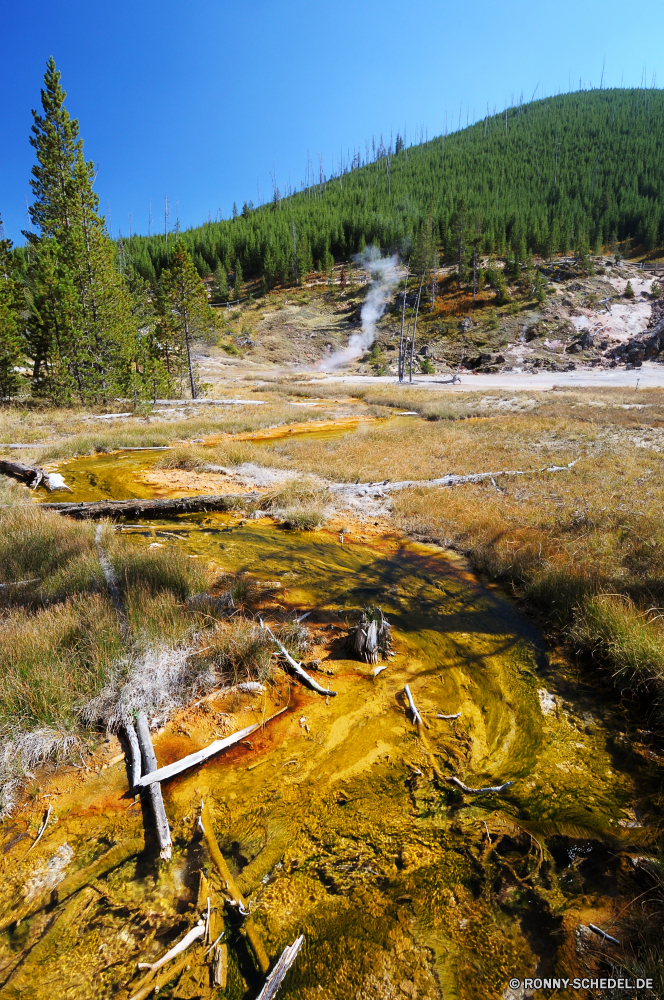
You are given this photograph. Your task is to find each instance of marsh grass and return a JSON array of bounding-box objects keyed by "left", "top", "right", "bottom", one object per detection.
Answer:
[{"left": 258, "top": 476, "right": 329, "bottom": 530}]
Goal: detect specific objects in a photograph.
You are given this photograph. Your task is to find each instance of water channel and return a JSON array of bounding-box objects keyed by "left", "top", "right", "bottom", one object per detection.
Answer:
[{"left": 0, "top": 434, "right": 658, "bottom": 1000}]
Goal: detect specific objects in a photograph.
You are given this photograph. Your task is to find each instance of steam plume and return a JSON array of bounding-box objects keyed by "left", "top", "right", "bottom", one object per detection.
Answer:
[{"left": 320, "top": 247, "right": 402, "bottom": 370}]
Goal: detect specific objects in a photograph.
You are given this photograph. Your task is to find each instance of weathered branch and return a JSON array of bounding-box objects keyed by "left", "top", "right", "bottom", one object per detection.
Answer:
[
  {"left": 330, "top": 461, "right": 579, "bottom": 497},
  {"left": 25, "top": 803, "right": 52, "bottom": 855},
  {"left": 588, "top": 923, "right": 621, "bottom": 947},
  {"left": 404, "top": 685, "right": 426, "bottom": 728},
  {"left": 39, "top": 492, "right": 259, "bottom": 520},
  {"left": 0, "top": 459, "right": 71, "bottom": 491},
  {"left": 135, "top": 707, "right": 288, "bottom": 787},
  {"left": 445, "top": 776, "right": 514, "bottom": 795},
  {"left": 136, "top": 921, "right": 205, "bottom": 974},
  {"left": 127, "top": 954, "right": 192, "bottom": 1000},
  {"left": 260, "top": 620, "right": 336, "bottom": 697},
  {"left": 135, "top": 712, "right": 172, "bottom": 861},
  {"left": 256, "top": 935, "right": 305, "bottom": 1000},
  {"left": 436, "top": 712, "right": 461, "bottom": 720}
]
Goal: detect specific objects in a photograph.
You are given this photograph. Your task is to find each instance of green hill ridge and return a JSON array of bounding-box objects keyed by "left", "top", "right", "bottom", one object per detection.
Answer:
[{"left": 127, "top": 87, "right": 664, "bottom": 285}]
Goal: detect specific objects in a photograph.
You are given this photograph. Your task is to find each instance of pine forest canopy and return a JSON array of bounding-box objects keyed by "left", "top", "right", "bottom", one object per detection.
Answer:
[{"left": 120, "top": 87, "right": 664, "bottom": 287}]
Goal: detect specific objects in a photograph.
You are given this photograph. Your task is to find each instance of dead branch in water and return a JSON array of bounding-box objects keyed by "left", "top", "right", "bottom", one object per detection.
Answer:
[
  {"left": 588, "top": 923, "right": 621, "bottom": 947},
  {"left": 39, "top": 492, "right": 259, "bottom": 520},
  {"left": 0, "top": 459, "right": 72, "bottom": 491},
  {"left": 260, "top": 619, "right": 336, "bottom": 697},
  {"left": 127, "top": 954, "right": 191, "bottom": 1000},
  {"left": 136, "top": 920, "right": 205, "bottom": 974},
  {"left": 25, "top": 803, "right": 52, "bottom": 855},
  {"left": 134, "top": 707, "right": 288, "bottom": 788},
  {"left": 404, "top": 685, "right": 427, "bottom": 728},
  {"left": 436, "top": 712, "right": 461, "bottom": 720},
  {"left": 198, "top": 799, "right": 270, "bottom": 974},
  {"left": 256, "top": 935, "right": 305, "bottom": 1000},
  {"left": 445, "top": 776, "right": 514, "bottom": 795},
  {"left": 135, "top": 712, "right": 172, "bottom": 861}
]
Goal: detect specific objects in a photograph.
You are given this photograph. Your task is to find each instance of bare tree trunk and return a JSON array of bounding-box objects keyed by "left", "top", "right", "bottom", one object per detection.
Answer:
[
  {"left": 408, "top": 276, "right": 424, "bottom": 383},
  {"left": 397, "top": 268, "right": 409, "bottom": 382}
]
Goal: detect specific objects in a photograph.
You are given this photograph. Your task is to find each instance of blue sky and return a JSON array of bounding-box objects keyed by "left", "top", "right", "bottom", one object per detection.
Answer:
[{"left": 2, "top": 0, "right": 664, "bottom": 244}]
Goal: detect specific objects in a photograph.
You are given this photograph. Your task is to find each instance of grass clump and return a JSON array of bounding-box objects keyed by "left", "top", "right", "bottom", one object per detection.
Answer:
[{"left": 259, "top": 476, "right": 329, "bottom": 530}]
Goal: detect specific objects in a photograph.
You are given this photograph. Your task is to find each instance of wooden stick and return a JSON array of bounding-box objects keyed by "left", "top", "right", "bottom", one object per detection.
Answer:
[
  {"left": 135, "top": 707, "right": 288, "bottom": 787},
  {"left": 404, "top": 685, "right": 426, "bottom": 728},
  {"left": 136, "top": 921, "right": 205, "bottom": 974},
  {"left": 436, "top": 712, "right": 461, "bottom": 720},
  {"left": 260, "top": 620, "right": 336, "bottom": 697},
  {"left": 199, "top": 799, "right": 270, "bottom": 974},
  {"left": 256, "top": 935, "right": 305, "bottom": 1000},
  {"left": 588, "top": 923, "right": 621, "bottom": 947},
  {"left": 25, "top": 803, "right": 52, "bottom": 855},
  {"left": 135, "top": 712, "right": 172, "bottom": 861},
  {"left": 0, "top": 459, "right": 45, "bottom": 488}
]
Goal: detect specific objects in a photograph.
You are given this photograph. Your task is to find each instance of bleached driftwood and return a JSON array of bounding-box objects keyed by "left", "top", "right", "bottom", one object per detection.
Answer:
[
  {"left": 329, "top": 460, "right": 579, "bottom": 498},
  {"left": 436, "top": 712, "right": 461, "bottom": 720},
  {"left": 588, "top": 923, "right": 621, "bottom": 947},
  {"left": 372, "top": 665, "right": 387, "bottom": 677},
  {"left": 39, "top": 492, "right": 259, "bottom": 520},
  {"left": 137, "top": 921, "right": 205, "bottom": 974},
  {"left": 404, "top": 685, "right": 425, "bottom": 728},
  {"left": 199, "top": 799, "right": 270, "bottom": 973},
  {"left": 0, "top": 578, "right": 40, "bottom": 589},
  {"left": 135, "top": 712, "right": 172, "bottom": 861},
  {"left": 135, "top": 708, "right": 288, "bottom": 788},
  {"left": 123, "top": 718, "right": 142, "bottom": 790},
  {"left": 256, "top": 935, "right": 305, "bottom": 1000},
  {"left": 445, "top": 776, "right": 514, "bottom": 795},
  {"left": 260, "top": 620, "right": 337, "bottom": 697},
  {"left": 25, "top": 803, "right": 52, "bottom": 855}
]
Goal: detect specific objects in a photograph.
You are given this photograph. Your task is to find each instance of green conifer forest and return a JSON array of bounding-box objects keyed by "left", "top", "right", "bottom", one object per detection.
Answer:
[{"left": 120, "top": 86, "right": 664, "bottom": 285}]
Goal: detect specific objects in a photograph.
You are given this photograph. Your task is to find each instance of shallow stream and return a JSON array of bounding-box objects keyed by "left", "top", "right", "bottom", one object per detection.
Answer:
[{"left": 0, "top": 444, "right": 660, "bottom": 1000}]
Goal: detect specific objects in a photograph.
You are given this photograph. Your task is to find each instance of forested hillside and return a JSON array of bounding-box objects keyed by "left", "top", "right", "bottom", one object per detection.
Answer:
[{"left": 123, "top": 87, "right": 664, "bottom": 288}]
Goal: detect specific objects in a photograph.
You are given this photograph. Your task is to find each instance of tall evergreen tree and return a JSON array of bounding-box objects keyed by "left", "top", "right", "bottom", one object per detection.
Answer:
[
  {"left": 158, "top": 239, "right": 214, "bottom": 398},
  {"left": 0, "top": 216, "right": 25, "bottom": 399},
  {"left": 25, "top": 58, "right": 153, "bottom": 402}
]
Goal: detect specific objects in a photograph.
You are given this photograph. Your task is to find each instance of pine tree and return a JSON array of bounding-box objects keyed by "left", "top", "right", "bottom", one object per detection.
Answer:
[
  {"left": 233, "top": 259, "right": 243, "bottom": 299},
  {"left": 0, "top": 217, "right": 25, "bottom": 398},
  {"left": 25, "top": 58, "right": 148, "bottom": 402},
  {"left": 158, "top": 238, "right": 214, "bottom": 398},
  {"left": 212, "top": 262, "right": 229, "bottom": 302}
]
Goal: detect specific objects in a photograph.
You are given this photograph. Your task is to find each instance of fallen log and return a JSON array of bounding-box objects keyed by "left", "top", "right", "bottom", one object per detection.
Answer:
[
  {"left": 260, "top": 620, "right": 336, "bottom": 697},
  {"left": 39, "top": 492, "right": 259, "bottom": 520},
  {"left": 256, "top": 935, "right": 304, "bottom": 1000},
  {"left": 329, "top": 460, "right": 579, "bottom": 497},
  {"left": 135, "top": 712, "right": 172, "bottom": 861},
  {"left": 124, "top": 718, "right": 142, "bottom": 790},
  {"left": 0, "top": 459, "right": 72, "bottom": 491},
  {"left": 199, "top": 799, "right": 270, "bottom": 974},
  {"left": 135, "top": 707, "right": 287, "bottom": 788}
]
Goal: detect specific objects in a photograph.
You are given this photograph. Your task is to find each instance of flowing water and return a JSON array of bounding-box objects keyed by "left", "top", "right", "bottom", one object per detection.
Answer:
[{"left": 0, "top": 445, "right": 660, "bottom": 1000}]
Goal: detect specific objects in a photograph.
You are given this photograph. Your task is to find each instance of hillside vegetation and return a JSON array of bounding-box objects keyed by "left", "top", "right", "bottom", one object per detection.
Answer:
[{"left": 123, "top": 88, "right": 664, "bottom": 285}]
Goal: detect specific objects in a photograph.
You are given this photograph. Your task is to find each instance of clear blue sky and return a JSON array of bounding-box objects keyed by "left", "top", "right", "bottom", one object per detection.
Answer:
[{"left": 2, "top": 0, "right": 663, "bottom": 244}]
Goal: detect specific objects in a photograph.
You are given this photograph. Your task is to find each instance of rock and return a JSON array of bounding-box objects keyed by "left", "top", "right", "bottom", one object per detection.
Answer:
[{"left": 459, "top": 316, "right": 473, "bottom": 332}]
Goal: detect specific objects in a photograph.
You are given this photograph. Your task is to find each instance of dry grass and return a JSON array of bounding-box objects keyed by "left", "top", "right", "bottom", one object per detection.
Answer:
[
  {"left": 0, "top": 399, "right": 339, "bottom": 462},
  {"left": 215, "top": 386, "right": 664, "bottom": 713}
]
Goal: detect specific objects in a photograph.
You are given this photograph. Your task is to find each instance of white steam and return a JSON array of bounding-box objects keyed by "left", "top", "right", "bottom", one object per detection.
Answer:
[{"left": 320, "top": 247, "right": 402, "bottom": 370}]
